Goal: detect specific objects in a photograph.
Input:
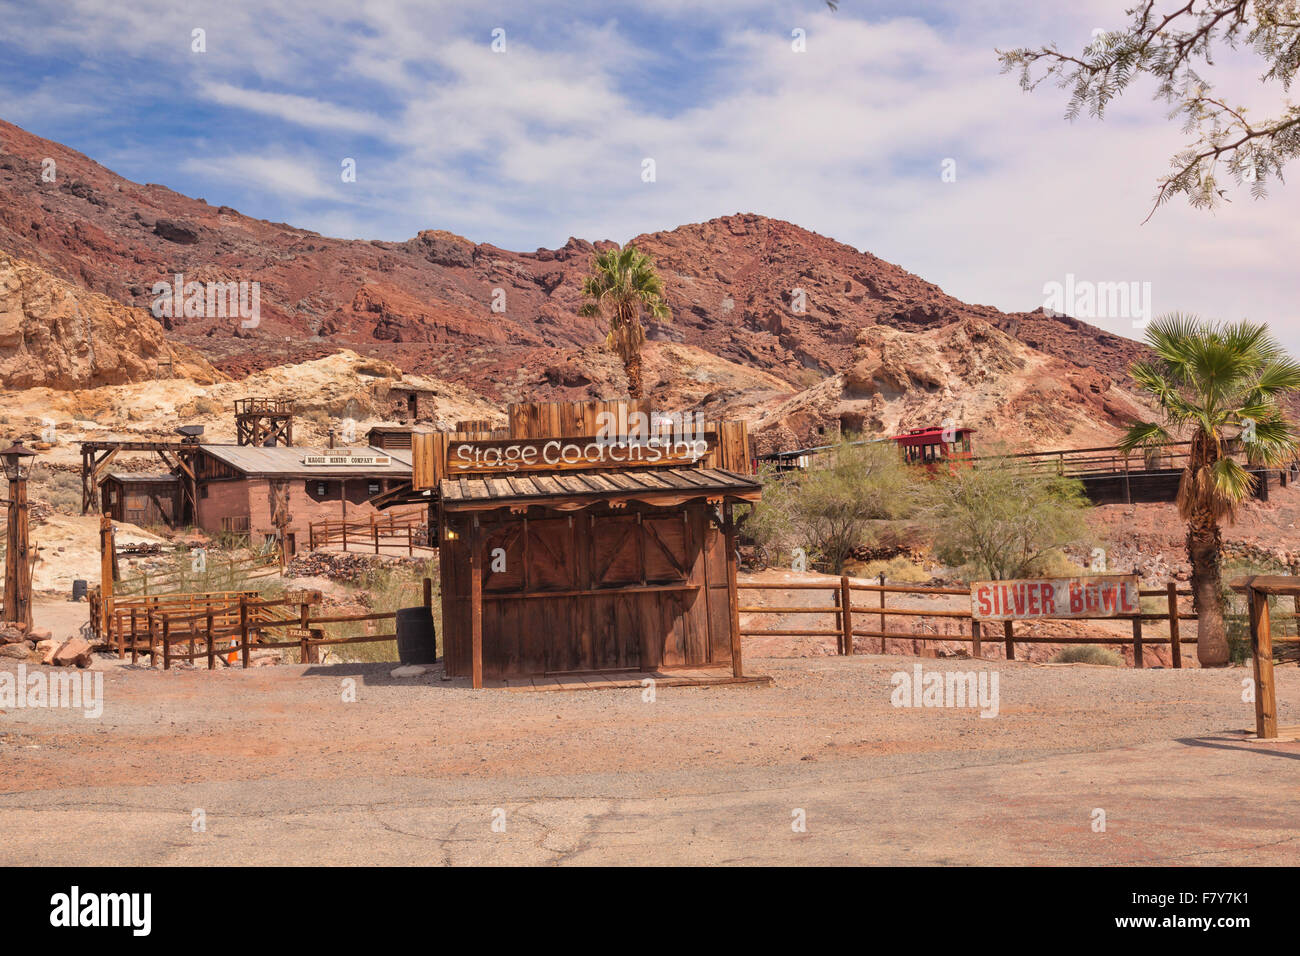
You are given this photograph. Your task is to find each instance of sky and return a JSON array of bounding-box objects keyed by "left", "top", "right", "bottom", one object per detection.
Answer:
[{"left": 0, "top": 0, "right": 1297, "bottom": 353}]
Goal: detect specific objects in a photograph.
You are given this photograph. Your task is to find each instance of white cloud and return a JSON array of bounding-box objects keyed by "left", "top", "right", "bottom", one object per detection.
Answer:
[{"left": 3, "top": 0, "right": 1298, "bottom": 350}]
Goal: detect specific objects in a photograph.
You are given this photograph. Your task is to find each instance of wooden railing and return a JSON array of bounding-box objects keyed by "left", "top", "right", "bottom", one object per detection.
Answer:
[
  {"left": 95, "top": 579, "right": 436, "bottom": 668},
  {"left": 738, "top": 577, "right": 1201, "bottom": 668},
  {"left": 307, "top": 509, "right": 429, "bottom": 554},
  {"left": 112, "top": 551, "right": 282, "bottom": 597}
]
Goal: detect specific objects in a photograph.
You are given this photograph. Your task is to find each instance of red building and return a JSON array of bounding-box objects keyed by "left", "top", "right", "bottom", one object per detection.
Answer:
[{"left": 192, "top": 445, "right": 413, "bottom": 554}]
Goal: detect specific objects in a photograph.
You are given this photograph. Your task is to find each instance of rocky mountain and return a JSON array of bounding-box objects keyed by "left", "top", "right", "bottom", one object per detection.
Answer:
[
  {"left": 0, "top": 250, "right": 218, "bottom": 389},
  {"left": 0, "top": 116, "right": 1152, "bottom": 448}
]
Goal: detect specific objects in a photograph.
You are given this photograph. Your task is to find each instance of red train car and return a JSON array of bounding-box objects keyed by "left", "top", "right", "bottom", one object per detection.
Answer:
[{"left": 891, "top": 426, "right": 976, "bottom": 470}]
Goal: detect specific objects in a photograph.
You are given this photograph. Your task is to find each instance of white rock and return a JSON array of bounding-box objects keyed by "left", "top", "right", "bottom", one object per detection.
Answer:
[{"left": 390, "top": 664, "right": 428, "bottom": 678}]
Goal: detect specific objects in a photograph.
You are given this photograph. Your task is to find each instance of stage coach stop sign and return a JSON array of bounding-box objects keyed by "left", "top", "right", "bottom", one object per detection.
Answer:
[{"left": 971, "top": 574, "right": 1141, "bottom": 621}]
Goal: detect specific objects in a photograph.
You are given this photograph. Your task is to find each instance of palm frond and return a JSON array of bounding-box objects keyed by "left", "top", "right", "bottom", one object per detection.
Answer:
[{"left": 1116, "top": 421, "right": 1173, "bottom": 453}]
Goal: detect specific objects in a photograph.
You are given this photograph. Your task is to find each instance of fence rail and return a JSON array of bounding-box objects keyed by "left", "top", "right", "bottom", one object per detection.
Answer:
[
  {"left": 738, "top": 576, "right": 1207, "bottom": 668},
  {"left": 91, "top": 579, "right": 435, "bottom": 668},
  {"left": 307, "top": 509, "right": 430, "bottom": 554}
]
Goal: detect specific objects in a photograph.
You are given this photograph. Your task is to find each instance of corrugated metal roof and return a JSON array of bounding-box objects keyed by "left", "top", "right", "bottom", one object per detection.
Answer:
[
  {"left": 440, "top": 467, "right": 761, "bottom": 510},
  {"left": 199, "top": 445, "right": 412, "bottom": 477},
  {"left": 105, "top": 472, "right": 179, "bottom": 483}
]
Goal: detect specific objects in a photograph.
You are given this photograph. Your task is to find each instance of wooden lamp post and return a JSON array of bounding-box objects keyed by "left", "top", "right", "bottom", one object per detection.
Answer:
[{"left": 1, "top": 442, "right": 37, "bottom": 630}]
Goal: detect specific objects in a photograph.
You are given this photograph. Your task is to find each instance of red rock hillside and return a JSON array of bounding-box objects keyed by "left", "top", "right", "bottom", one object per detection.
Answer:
[{"left": 0, "top": 116, "right": 1153, "bottom": 447}]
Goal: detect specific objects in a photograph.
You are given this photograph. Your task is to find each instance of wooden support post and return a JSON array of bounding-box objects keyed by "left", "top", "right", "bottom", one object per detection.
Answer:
[
  {"left": 879, "top": 573, "right": 886, "bottom": 653},
  {"left": 1167, "top": 582, "right": 1182, "bottom": 669},
  {"left": 971, "top": 619, "right": 982, "bottom": 659},
  {"left": 840, "top": 575, "right": 853, "bottom": 656},
  {"left": 1248, "top": 586, "right": 1278, "bottom": 739},
  {"left": 1003, "top": 620, "right": 1015, "bottom": 660},
  {"left": 300, "top": 599, "right": 311, "bottom": 664},
  {"left": 470, "top": 517, "right": 484, "bottom": 689},
  {"left": 206, "top": 610, "right": 215, "bottom": 670},
  {"left": 423, "top": 576, "right": 433, "bottom": 608},
  {"left": 725, "top": 503, "right": 743, "bottom": 678},
  {"left": 1131, "top": 614, "right": 1143, "bottom": 668},
  {"left": 239, "top": 595, "right": 251, "bottom": 669},
  {"left": 99, "top": 514, "right": 114, "bottom": 649},
  {"left": 832, "top": 586, "right": 842, "bottom": 655},
  {"left": 147, "top": 611, "right": 157, "bottom": 667},
  {"left": 162, "top": 618, "right": 171, "bottom": 670}
]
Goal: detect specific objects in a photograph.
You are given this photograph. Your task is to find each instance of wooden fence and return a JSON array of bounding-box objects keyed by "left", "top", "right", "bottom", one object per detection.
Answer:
[
  {"left": 738, "top": 577, "right": 1202, "bottom": 667},
  {"left": 92, "top": 579, "right": 436, "bottom": 668},
  {"left": 112, "top": 551, "right": 282, "bottom": 597},
  {"left": 307, "top": 509, "right": 430, "bottom": 554}
]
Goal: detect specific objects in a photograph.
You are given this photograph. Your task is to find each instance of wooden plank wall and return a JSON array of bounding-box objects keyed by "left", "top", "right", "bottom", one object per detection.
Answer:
[{"left": 440, "top": 501, "right": 733, "bottom": 678}]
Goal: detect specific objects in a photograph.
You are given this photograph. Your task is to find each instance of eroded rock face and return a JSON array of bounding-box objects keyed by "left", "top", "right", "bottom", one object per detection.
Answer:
[{"left": 0, "top": 251, "right": 219, "bottom": 389}]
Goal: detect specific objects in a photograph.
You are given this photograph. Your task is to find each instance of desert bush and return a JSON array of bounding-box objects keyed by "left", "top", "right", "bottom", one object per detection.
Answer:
[
  {"left": 921, "top": 457, "right": 1092, "bottom": 581},
  {"left": 37, "top": 470, "right": 82, "bottom": 513},
  {"left": 1050, "top": 644, "right": 1123, "bottom": 665},
  {"left": 853, "top": 554, "right": 930, "bottom": 583},
  {"left": 745, "top": 438, "right": 920, "bottom": 573}
]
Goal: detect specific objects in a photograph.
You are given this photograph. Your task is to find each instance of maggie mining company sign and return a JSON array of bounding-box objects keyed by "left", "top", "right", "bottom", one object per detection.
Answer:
[{"left": 971, "top": 574, "right": 1140, "bottom": 621}]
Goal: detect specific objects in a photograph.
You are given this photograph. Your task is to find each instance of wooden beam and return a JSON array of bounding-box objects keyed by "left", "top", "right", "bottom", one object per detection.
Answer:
[
  {"left": 724, "top": 503, "right": 742, "bottom": 678},
  {"left": 1248, "top": 586, "right": 1277, "bottom": 739},
  {"left": 1167, "top": 582, "right": 1182, "bottom": 669},
  {"left": 100, "top": 514, "right": 114, "bottom": 644},
  {"left": 470, "top": 515, "right": 483, "bottom": 689}
]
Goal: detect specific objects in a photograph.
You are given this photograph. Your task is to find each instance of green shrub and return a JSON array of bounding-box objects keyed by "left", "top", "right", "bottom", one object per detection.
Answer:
[
  {"left": 1050, "top": 644, "right": 1123, "bottom": 665},
  {"left": 744, "top": 438, "right": 919, "bottom": 573},
  {"left": 922, "top": 454, "right": 1092, "bottom": 581}
]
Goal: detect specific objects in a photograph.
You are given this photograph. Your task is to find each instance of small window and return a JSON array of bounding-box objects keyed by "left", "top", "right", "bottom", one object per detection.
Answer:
[
  {"left": 316, "top": 481, "right": 329, "bottom": 496},
  {"left": 200, "top": 485, "right": 209, "bottom": 499},
  {"left": 368, "top": 481, "right": 381, "bottom": 496}
]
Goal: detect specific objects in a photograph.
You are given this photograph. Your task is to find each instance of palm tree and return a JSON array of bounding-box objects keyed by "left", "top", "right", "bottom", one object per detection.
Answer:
[
  {"left": 1118, "top": 315, "right": 1300, "bottom": 666},
  {"left": 578, "top": 245, "right": 670, "bottom": 399}
]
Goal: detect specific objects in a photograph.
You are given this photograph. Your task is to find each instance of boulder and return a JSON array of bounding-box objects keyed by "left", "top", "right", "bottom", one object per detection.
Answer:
[
  {"left": 0, "top": 642, "right": 33, "bottom": 659},
  {"left": 27, "top": 626, "right": 52, "bottom": 641},
  {"left": 52, "top": 636, "right": 93, "bottom": 668},
  {"left": 0, "top": 626, "right": 27, "bottom": 644}
]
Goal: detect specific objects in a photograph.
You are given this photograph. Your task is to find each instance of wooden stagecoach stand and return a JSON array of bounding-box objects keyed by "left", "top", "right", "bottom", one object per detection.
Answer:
[{"left": 413, "top": 401, "right": 759, "bottom": 689}]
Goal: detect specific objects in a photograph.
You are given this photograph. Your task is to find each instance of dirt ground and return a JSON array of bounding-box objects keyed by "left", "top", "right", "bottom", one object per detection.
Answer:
[{"left": 1, "top": 642, "right": 1296, "bottom": 865}]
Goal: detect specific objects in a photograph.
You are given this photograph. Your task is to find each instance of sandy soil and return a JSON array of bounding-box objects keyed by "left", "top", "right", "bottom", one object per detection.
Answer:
[{"left": 1, "top": 646, "right": 1296, "bottom": 865}]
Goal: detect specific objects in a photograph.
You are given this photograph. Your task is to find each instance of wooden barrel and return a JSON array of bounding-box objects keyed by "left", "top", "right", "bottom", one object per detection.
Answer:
[{"left": 395, "top": 606, "right": 437, "bottom": 664}]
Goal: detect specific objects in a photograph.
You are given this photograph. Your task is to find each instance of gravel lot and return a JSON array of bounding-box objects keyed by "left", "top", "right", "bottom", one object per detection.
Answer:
[{"left": 1, "top": 649, "right": 1297, "bottom": 865}]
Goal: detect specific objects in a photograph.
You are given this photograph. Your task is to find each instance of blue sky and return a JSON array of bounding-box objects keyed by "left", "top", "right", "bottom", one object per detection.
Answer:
[{"left": 1, "top": 0, "right": 1298, "bottom": 352}]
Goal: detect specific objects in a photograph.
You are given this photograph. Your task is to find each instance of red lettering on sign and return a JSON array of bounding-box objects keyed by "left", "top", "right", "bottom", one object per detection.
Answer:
[
  {"left": 1041, "top": 583, "right": 1057, "bottom": 615},
  {"left": 976, "top": 586, "right": 992, "bottom": 618}
]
